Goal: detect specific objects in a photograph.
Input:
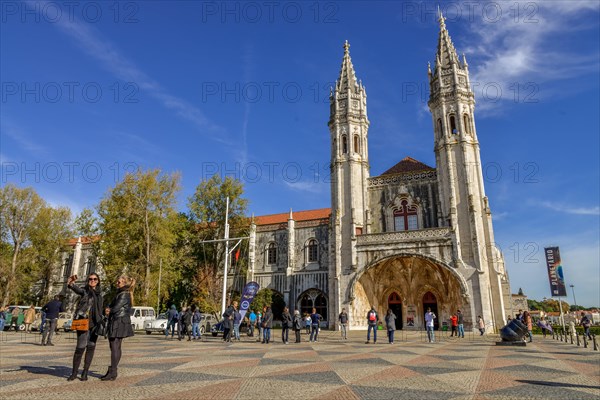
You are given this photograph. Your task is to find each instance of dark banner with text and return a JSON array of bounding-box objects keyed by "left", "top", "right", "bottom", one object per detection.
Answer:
[
  {"left": 544, "top": 246, "right": 567, "bottom": 297},
  {"left": 239, "top": 281, "right": 260, "bottom": 322}
]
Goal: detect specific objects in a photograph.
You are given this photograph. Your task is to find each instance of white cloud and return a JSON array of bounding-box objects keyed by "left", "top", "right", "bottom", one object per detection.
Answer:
[
  {"left": 540, "top": 201, "right": 600, "bottom": 216},
  {"left": 284, "top": 180, "right": 327, "bottom": 194}
]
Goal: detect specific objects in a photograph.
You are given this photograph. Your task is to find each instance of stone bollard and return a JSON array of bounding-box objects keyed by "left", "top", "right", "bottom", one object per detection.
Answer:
[
  {"left": 593, "top": 335, "right": 598, "bottom": 351},
  {"left": 576, "top": 333, "right": 580, "bottom": 346},
  {"left": 559, "top": 330, "right": 563, "bottom": 341},
  {"left": 583, "top": 334, "right": 588, "bottom": 348}
]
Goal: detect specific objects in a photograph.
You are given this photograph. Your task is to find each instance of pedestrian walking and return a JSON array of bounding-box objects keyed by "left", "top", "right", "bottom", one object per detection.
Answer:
[
  {"left": 165, "top": 305, "right": 178, "bottom": 338},
  {"left": 385, "top": 309, "right": 396, "bottom": 344},
  {"left": 101, "top": 275, "right": 135, "bottom": 381},
  {"left": 248, "top": 310, "right": 256, "bottom": 337},
  {"left": 262, "top": 306, "right": 273, "bottom": 344},
  {"left": 477, "top": 315, "right": 485, "bottom": 335},
  {"left": 580, "top": 312, "right": 592, "bottom": 340},
  {"left": 304, "top": 313, "right": 311, "bottom": 334},
  {"left": 365, "top": 306, "right": 379, "bottom": 344},
  {"left": 457, "top": 309, "right": 465, "bottom": 338},
  {"left": 338, "top": 308, "right": 349, "bottom": 340},
  {"left": 309, "top": 308, "right": 322, "bottom": 342},
  {"left": 191, "top": 305, "right": 202, "bottom": 340},
  {"left": 232, "top": 302, "right": 241, "bottom": 341},
  {"left": 66, "top": 273, "right": 104, "bottom": 381},
  {"left": 256, "top": 311, "right": 263, "bottom": 342},
  {"left": 281, "top": 307, "right": 292, "bottom": 344},
  {"left": 523, "top": 311, "right": 533, "bottom": 342},
  {"left": 182, "top": 307, "right": 193, "bottom": 341},
  {"left": 222, "top": 303, "right": 234, "bottom": 342},
  {"left": 41, "top": 295, "right": 64, "bottom": 346},
  {"left": 293, "top": 309, "right": 303, "bottom": 343},
  {"left": 24, "top": 305, "right": 35, "bottom": 333},
  {"left": 425, "top": 308, "right": 436, "bottom": 342},
  {"left": 450, "top": 313, "right": 458, "bottom": 337},
  {"left": 10, "top": 307, "right": 20, "bottom": 331}
]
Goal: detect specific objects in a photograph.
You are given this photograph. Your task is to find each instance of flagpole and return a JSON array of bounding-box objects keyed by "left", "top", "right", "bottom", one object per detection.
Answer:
[{"left": 221, "top": 197, "right": 230, "bottom": 316}]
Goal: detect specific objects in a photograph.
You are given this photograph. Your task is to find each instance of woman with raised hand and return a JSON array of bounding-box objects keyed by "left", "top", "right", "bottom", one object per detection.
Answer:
[
  {"left": 66, "top": 273, "right": 104, "bottom": 381},
  {"left": 101, "top": 275, "right": 135, "bottom": 381}
]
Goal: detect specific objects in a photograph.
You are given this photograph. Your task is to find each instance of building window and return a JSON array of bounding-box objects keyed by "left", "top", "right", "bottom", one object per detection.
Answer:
[
  {"left": 353, "top": 135, "right": 360, "bottom": 154},
  {"left": 437, "top": 118, "right": 443, "bottom": 137},
  {"left": 267, "top": 243, "right": 277, "bottom": 265},
  {"left": 449, "top": 114, "right": 457, "bottom": 134},
  {"left": 463, "top": 114, "right": 471, "bottom": 135},
  {"left": 306, "top": 239, "right": 318, "bottom": 263},
  {"left": 86, "top": 256, "right": 96, "bottom": 275},
  {"left": 63, "top": 254, "right": 74, "bottom": 278},
  {"left": 393, "top": 200, "right": 418, "bottom": 231},
  {"left": 342, "top": 135, "right": 348, "bottom": 154},
  {"left": 298, "top": 289, "right": 328, "bottom": 321}
]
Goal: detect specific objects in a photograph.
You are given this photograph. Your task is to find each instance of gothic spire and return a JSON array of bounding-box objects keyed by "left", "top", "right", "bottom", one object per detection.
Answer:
[
  {"left": 435, "top": 11, "right": 460, "bottom": 70},
  {"left": 336, "top": 40, "right": 359, "bottom": 92}
]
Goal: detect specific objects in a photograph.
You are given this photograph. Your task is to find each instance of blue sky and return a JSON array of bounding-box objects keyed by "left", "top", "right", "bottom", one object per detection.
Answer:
[{"left": 1, "top": 1, "right": 599, "bottom": 307}]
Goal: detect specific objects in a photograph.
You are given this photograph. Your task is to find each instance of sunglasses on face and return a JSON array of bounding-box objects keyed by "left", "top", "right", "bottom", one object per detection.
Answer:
[{"left": 88, "top": 278, "right": 98, "bottom": 282}]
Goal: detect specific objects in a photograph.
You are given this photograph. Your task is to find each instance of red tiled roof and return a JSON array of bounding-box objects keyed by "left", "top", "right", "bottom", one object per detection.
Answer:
[
  {"left": 381, "top": 157, "right": 435, "bottom": 175},
  {"left": 254, "top": 208, "right": 331, "bottom": 226}
]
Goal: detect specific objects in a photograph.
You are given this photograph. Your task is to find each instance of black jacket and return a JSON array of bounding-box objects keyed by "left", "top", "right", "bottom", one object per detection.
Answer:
[
  {"left": 42, "top": 300, "right": 64, "bottom": 319},
  {"left": 281, "top": 311, "right": 293, "bottom": 328},
  {"left": 68, "top": 283, "right": 104, "bottom": 329},
  {"left": 262, "top": 310, "right": 273, "bottom": 328},
  {"left": 107, "top": 286, "right": 134, "bottom": 339}
]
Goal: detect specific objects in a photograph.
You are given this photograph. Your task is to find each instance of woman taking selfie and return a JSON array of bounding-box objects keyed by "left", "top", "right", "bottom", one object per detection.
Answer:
[
  {"left": 66, "top": 273, "right": 104, "bottom": 381},
  {"left": 101, "top": 275, "right": 135, "bottom": 381}
]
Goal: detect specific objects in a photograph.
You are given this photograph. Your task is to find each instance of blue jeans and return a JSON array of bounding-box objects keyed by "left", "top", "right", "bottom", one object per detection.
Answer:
[
  {"left": 0, "top": 318, "right": 4, "bottom": 331},
  {"left": 310, "top": 324, "right": 319, "bottom": 341},
  {"left": 192, "top": 322, "right": 201, "bottom": 338},
  {"left": 458, "top": 324, "right": 464, "bottom": 337},
  {"left": 233, "top": 323, "right": 240, "bottom": 340},
  {"left": 165, "top": 320, "right": 177, "bottom": 337},
  {"left": 367, "top": 324, "right": 377, "bottom": 342},
  {"left": 263, "top": 327, "right": 271, "bottom": 342},
  {"left": 388, "top": 329, "right": 394, "bottom": 343},
  {"left": 426, "top": 326, "right": 435, "bottom": 342}
]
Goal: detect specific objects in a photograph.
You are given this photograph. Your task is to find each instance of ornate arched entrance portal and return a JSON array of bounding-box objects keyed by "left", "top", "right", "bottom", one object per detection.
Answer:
[
  {"left": 422, "top": 291, "right": 439, "bottom": 330},
  {"left": 350, "top": 255, "right": 467, "bottom": 329}
]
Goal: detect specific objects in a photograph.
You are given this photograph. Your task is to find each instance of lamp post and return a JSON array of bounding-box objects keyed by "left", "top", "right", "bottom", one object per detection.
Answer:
[{"left": 570, "top": 284, "right": 578, "bottom": 321}]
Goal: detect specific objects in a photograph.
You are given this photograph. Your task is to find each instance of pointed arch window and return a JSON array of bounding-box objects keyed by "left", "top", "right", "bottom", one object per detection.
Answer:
[
  {"left": 393, "top": 200, "right": 418, "bottom": 231},
  {"left": 449, "top": 114, "right": 457, "bottom": 134},
  {"left": 267, "top": 242, "right": 277, "bottom": 265},
  {"left": 437, "top": 118, "right": 443, "bottom": 138},
  {"left": 353, "top": 135, "right": 360, "bottom": 154},
  {"left": 342, "top": 135, "right": 348, "bottom": 154},
  {"left": 306, "top": 239, "right": 318, "bottom": 264}
]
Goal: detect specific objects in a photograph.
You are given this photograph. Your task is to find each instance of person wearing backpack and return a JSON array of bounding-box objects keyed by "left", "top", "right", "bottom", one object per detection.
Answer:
[
  {"left": 365, "top": 306, "right": 379, "bottom": 344},
  {"left": 293, "top": 310, "right": 303, "bottom": 343},
  {"left": 580, "top": 312, "right": 592, "bottom": 340}
]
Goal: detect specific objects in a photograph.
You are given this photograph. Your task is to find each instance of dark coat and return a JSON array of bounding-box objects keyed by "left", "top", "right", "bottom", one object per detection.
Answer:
[
  {"left": 293, "top": 314, "right": 303, "bottom": 330},
  {"left": 69, "top": 283, "right": 104, "bottom": 331},
  {"left": 262, "top": 310, "right": 273, "bottom": 328},
  {"left": 222, "top": 306, "right": 234, "bottom": 329},
  {"left": 107, "top": 287, "right": 134, "bottom": 339},
  {"left": 42, "top": 300, "right": 64, "bottom": 319},
  {"left": 281, "top": 311, "right": 293, "bottom": 329},
  {"left": 366, "top": 309, "right": 379, "bottom": 326}
]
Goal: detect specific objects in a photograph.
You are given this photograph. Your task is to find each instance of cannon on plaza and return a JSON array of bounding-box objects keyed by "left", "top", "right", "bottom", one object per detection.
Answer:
[{"left": 496, "top": 319, "right": 528, "bottom": 346}]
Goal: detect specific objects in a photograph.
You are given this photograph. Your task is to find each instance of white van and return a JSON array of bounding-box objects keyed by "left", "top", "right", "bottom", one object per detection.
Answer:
[{"left": 130, "top": 306, "right": 156, "bottom": 330}]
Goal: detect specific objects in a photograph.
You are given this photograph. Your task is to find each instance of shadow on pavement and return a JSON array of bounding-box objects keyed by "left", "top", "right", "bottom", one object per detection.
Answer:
[
  {"left": 517, "top": 380, "right": 600, "bottom": 390},
  {"left": 15, "top": 365, "right": 71, "bottom": 378}
]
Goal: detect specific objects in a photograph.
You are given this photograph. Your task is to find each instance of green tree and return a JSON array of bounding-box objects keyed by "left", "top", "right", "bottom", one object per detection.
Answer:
[
  {"left": 186, "top": 175, "right": 249, "bottom": 314},
  {"left": 0, "top": 184, "right": 45, "bottom": 306},
  {"left": 98, "top": 169, "right": 181, "bottom": 305},
  {"left": 29, "top": 205, "right": 73, "bottom": 300}
]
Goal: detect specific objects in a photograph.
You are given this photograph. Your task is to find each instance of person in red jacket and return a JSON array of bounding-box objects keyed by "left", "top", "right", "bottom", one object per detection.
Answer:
[{"left": 450, "top": 313, "right": 458, "bottom": 337}]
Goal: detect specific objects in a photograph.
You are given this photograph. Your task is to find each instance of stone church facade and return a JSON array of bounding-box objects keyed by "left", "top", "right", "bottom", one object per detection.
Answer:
[{"left": 247, "top": 16, "right": 512, "bottom": 331}]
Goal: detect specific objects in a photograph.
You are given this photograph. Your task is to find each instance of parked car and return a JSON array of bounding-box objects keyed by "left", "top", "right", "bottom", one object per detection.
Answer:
[
  {"left": 130, "top": 306, "right": 156, "bottom": 331},
  {"left": 144, "top": 312, "right": 217, "bottom": 335}
]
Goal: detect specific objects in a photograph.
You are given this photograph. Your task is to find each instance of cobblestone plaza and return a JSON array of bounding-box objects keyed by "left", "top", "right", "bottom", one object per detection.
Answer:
[{"left": 1, "top": 330, "right": 598, "bottom": 399}]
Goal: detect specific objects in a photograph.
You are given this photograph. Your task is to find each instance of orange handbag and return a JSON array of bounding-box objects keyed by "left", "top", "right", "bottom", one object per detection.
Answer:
[{"left": 71, "top": 319, "right": 89, "bottom": 331}]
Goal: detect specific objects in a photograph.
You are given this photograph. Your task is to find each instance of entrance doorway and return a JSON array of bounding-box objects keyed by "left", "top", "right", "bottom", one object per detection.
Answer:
[
  {"left": 422, "top": 291, "right": 439, "bottom": 330},
  {"left": 388, "top": 292, "right": 403, "bottom": 330}
]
